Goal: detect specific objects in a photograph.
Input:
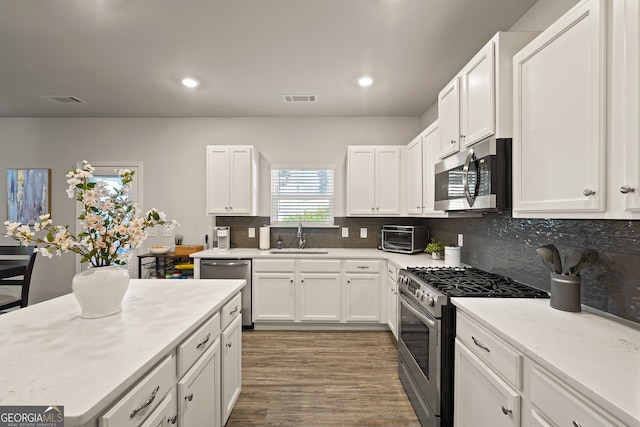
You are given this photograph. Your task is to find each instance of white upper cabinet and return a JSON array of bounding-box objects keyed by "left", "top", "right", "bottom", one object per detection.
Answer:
[
  {"left": 460, "top": 42, "right": 495, "bottom": 147},
  {"left": 438, "top": 77, "right": 461, "bottom": 159},
  {"left": 439, "top": 32, "right": 538, "bottom": 159},
  {"left": 406, "top": 134, "right": 424, "bottom": 215},
  {"left": 618, "top": 0, "right": 640, "bottom": 213},
  {"left": 206, "top": 145, "right": 258, "bottom": 216},
  {"left": 512, "top": 0, "right": 614, "bottom": 218},
  {"left": 347, "top": 146, "right": 401, "bottom": 216},
  {"left": 405, "top": 121, "right": 450, "bottom": 217}
]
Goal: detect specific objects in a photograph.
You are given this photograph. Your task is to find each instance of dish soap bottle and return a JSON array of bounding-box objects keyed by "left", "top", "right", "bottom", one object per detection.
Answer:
[{"left": 276, "top": 236, "right": 283, "bottom": 249}]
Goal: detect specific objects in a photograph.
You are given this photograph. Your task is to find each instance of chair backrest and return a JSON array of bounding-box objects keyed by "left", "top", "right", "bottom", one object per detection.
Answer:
[{"left": 0, "top": 246, "right": 37, "bottom": 308}]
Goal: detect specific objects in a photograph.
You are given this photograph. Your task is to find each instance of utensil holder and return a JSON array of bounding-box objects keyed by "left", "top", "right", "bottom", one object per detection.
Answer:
[{"left": 550, "top": 273, "right": 581, "bottom": 312}]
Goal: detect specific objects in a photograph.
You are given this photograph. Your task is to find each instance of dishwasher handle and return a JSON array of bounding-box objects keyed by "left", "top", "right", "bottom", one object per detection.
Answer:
[{"left": 201, "top": 260, "right": 250, "bottom": 267}]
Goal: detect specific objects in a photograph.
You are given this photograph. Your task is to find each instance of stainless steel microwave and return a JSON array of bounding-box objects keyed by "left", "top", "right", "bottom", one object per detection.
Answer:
[
  {"left": 381, "top": 225, "right": 429, "bottom": 254},
  {"left": 434, "top": 138, "right": 511, "bottom": 211}
]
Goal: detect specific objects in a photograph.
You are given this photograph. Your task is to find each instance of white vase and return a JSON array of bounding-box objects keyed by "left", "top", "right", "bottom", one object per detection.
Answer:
[{"left": 72, "top": 265, "right": 130, "bottom": 319}]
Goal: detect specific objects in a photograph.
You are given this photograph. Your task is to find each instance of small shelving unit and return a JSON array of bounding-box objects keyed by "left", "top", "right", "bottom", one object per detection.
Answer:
[{"left": 137, "top": 253, "right": 194, "bottom": 279}]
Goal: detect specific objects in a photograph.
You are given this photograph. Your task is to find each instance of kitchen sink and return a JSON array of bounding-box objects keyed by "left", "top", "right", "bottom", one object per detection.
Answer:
[{"left": 269, "top": 250, "right": 329, "bottom": 255}]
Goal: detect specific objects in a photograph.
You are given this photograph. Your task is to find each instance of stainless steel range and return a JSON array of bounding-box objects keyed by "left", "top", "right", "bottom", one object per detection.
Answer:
[{"left": 397, "top": 266, "right": 549, "bottom": 427}]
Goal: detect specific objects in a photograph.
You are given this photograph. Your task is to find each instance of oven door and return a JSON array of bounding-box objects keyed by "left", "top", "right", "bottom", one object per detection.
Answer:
[{"left": 398, "top": 288, "right": 441, "bottom": 420}]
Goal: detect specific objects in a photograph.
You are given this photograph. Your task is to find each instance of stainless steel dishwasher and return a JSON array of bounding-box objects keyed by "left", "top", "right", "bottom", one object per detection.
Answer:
[{"left": 200, "top": 259, "right": 252, "bottom": 328}]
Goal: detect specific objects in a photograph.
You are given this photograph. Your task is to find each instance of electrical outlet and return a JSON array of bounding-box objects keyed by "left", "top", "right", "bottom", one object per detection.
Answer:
[
  {"left": 147, "top": 228, "right": 157, "bottom": 237},
  {"left": 458, "top": 234, "right": 464, "bottom": 247},
  {"left": 248, "top": 228, "right": 255, "bottom": 238},
  {"left": 360, "top": 228, "right": 367, "bottom": 238},
  {"left": 342, "top": 227, "right": 349, "bottom": 238},
  {"left": 163, "top": 227, "right": 173, "bottom": 237}
]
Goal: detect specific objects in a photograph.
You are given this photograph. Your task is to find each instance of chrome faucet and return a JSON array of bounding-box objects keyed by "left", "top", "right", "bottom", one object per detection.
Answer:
[{"left": 297, "top": 222, "right": 306, "bottom": 249}]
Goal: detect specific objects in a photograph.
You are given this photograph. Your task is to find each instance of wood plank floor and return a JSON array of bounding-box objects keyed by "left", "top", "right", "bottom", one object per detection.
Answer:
[{"left": 226, "top": 330, "right": 421, "bottom": 426}]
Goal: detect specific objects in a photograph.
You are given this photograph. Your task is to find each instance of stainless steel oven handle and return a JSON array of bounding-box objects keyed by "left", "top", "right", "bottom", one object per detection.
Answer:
[{"left": 400, "top": 296, "right": 436, "bottom": 329}]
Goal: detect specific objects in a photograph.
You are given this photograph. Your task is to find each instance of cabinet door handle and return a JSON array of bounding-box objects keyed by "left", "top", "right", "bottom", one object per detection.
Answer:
[
  {"left": 583, "top": 189, "right": 595, "bottom": 196},
  {"left": 130, "top": 385, "right": 160, "bottom": 418},
  {"left": 471, "top": 336, "right": 490, "bottom": 352},
  {"left": 450, "top": 139, "right": 456, "bottom": 145},
  {"left": 620, "top": 185, "right": 635, "bottom": 194},
  {"left": 230, "top": 306, "right": 239, "bottom": 315},
  {"left": 501, "top": 406, "right": 512, "bottom": 415},
  {"left": 185, "top": 393, "right": 194, "bottom": 402},
  {"left": 572, "top": 421, "right": 582, "bottom": 427},
  {"left": 168, "top": 415, "right": 177, "bottom": 424},
  {"left": 226, "top": 342, "right": 232, "bottom": 348},
  {"left": 196, "top": 332, "right": 211, "bottom": 349}
]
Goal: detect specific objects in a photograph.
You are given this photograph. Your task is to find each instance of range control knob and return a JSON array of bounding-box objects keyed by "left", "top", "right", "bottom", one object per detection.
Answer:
[{"left": 426, "top": 295, "right": 435, "bottom": 306}]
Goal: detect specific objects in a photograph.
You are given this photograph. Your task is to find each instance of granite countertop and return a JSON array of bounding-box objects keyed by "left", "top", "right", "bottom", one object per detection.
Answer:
[
  {"left": 452, "top": 298, "right": 640, "bottom": 426},
  {"left": 0, "top": 279, "right": 245, "bottom": 426},
  {"left": 190, "top": 247, "right": 445, "bottom": 269}
]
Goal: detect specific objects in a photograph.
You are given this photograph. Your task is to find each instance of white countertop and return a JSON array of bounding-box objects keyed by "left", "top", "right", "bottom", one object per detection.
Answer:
[
  {"left": 452, "top": 298, "right": 640, "bottom": 426},
  {"left": 190, "top": 247, "right": 445, "bottom": 269},
  {"left": 0, "top": 279, "right": 245, "bottom": 426}
]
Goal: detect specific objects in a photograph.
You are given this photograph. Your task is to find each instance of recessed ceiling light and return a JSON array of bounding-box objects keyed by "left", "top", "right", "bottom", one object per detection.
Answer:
[
  {"left": 358, "top": 76, "right": 373, "bottom": 87},
  {"left": 181, "top": 77, "right": 200, "bottom": 88}
]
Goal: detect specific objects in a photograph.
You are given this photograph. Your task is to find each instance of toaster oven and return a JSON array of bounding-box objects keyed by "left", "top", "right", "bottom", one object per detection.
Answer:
[{"left": 381, "top": 225, "right": 429, "bottom": 254}]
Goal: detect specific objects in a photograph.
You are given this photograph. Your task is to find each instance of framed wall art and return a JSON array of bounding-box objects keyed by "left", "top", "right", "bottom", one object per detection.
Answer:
[{"left": 6, "top": 168, "right": 51, "bottom": 224}]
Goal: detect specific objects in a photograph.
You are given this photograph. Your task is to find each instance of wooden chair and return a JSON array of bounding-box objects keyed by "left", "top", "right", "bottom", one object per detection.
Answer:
[{"left": 0, "top": 246, "right": 37, "bottom": 311}]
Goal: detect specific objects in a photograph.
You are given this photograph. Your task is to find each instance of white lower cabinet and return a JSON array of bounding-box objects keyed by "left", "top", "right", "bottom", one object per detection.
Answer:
[
  {"left": 386, "top": 263, "right": 399, "bottom": 339},
  {"left": 529, "top": 366, "right": 619, "bottom": 427},
  {"left": 221, "top": 315, "right": 242, "bottom": 425},
  {"left": 140, "top": 390, "right": 177, "bottom": 427},
  {"left": 299, "top": 272, "right": 342, "bottom": 321},
  {"left": 345, "top": 260, "right": 381, "bottom": 322},
  {"left": 253, "top": 258, "right": 385, "bottom": 326},
  {"left": 454, "top": 341, "right": 521, "bottom": 427},
  {"left": 456, "top": 309, "right": 626, "bottom": 427},
  {"left": 100, "top": 354, "right": 177, "bottom": 427},
  {"left": 178, "top": 341, "right": 221, "bottom": 427},
  {"left": 252, "top": 259, "right": 296, "bottom": 321}
]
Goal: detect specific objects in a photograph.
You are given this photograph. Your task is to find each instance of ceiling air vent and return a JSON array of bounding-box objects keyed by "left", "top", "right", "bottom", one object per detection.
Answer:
[
  {"left": 283, "top": 95, "right": 317, "bottom": 103},
  {"left": 40, "top": 96, "right": 86, "bottom": 103}
]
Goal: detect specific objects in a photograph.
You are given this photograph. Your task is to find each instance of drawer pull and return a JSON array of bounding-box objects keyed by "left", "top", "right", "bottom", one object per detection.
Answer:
[
  {"left": 129, "top": 385, "right": 160, "bottom": 418},
  {"left": 230, "top": 306, "right": 239, "bottom": 315},
  {"left": 572, "top": 422, "right": 582, "bottom": 427},
  {"left": 501, "top": 406, "right": 512, "bottom": 415},
  {"left": 472, "top": 336, "right": 490, "bottom": 352},
  {"left": 168, "top": 415, "right": 177, "bottom": 424},
  {"left": 196, "top": 333, "right": 211, "bottom": 349},
  {"left": 185, "top": 393, "right": 194, "bottom": 402},
  {"left": 356, "top": 265, "right": 370, "bottom": 269}
]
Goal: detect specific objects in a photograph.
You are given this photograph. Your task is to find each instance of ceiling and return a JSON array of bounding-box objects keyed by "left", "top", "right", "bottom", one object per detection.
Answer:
[{"left": 0, "top": 0, "right": 538, "bottom": 118}]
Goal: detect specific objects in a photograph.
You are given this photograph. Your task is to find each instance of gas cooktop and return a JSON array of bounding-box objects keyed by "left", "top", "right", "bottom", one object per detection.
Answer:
[{"left": 403, "top": 266, "right": 550, "bottom": 298}]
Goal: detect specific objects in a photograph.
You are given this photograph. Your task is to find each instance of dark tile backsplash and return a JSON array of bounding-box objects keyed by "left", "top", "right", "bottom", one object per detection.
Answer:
[
  {"left": 217, "top": 214, "right": 640, "bottom": 324},
  {"left": 216, "top": 217, "right": 423, "bottom": 250},
  {"left": 423, "top": 213, "right": 640, "bottom": 325}
]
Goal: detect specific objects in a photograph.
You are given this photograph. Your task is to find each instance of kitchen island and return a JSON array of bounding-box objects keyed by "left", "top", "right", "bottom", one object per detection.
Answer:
[{"left": 0, "top": 278, "right": 245, "bottom": 427}]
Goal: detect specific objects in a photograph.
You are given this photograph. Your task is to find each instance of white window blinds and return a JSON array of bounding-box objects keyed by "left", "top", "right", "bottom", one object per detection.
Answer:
[{"left": 271, "top": 167, "right": 335, "bottom": 226}]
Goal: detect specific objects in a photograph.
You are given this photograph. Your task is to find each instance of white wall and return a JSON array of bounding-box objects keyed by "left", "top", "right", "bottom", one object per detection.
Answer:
[{"left": 0, "top": 116, "right": 420, "bottom": 303}]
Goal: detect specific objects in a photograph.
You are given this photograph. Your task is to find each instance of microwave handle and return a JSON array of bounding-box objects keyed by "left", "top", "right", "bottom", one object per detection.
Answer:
[{"left": 462, "top": 148, "right": 478, "bottom": 207}]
